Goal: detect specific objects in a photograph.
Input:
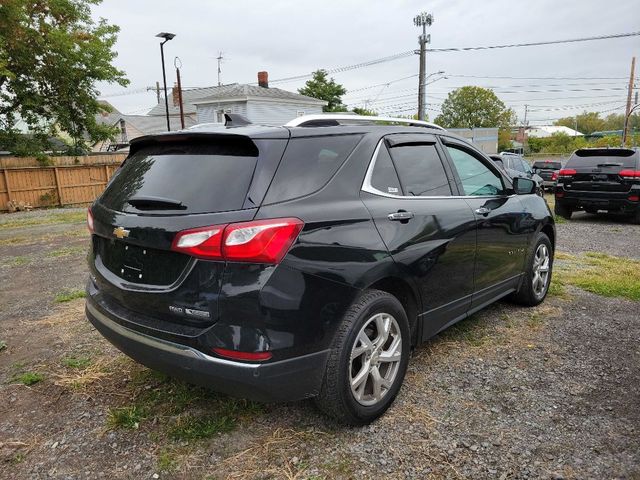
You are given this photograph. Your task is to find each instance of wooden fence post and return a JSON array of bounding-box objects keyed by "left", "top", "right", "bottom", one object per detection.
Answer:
[
  {"left": 3, "top": 169, "right": 11, "bottom": 201},
  {"left": 104, "top": 164, "right": 110, "bottom": 185},
  {"left": 53, "top": 167, "right": 64, "bottom": 206}
]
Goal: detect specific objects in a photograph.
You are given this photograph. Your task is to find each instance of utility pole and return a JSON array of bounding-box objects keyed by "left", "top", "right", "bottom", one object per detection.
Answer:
[
  {"left": 623, "top": 56, "right": 636, "bottom": 145},
  {"left": 413, "top": 12, "right": 433, "bottom": 121},
  {"left": 216, "top": 52, "right": 224, "bottom": 86},
  {"left": 146, "top": 82, "right": 161, "bottom": 104},
  {"left": 175, "top": 57, "right": 185, "bottom": 130}
]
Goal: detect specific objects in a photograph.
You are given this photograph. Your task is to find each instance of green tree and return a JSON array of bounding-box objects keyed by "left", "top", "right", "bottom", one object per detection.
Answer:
[
  {"left": 298, "top": 70, "right": 347, "bottom": 112},
  {"left": 352, "top": 107, "right": 377, "bottom": 116},
  {"left": 434, "top": 86, "right": 515, "bottom": 128},
  {"left": 554, "top": 111, "right": 605, "bottom": 135},
  {"left": 0, "top": 0, "right": 128, "bottom": 154}
]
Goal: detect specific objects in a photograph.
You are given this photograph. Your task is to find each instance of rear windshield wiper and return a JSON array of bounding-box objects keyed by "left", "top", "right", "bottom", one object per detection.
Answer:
[
  {"left": 128, "top": 196, "right": 187, "bottom": 210},
  {"left": 596, "top": 162, "right": 623, "bottom": 167}
]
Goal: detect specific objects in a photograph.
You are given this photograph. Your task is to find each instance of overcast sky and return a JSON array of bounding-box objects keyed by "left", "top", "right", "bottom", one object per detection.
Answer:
[{"left": 93, "top": 0, "right": 639, "bottom": 125}]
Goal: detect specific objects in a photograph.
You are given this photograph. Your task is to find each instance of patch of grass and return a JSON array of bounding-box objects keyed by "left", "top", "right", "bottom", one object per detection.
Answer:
[
  {"left": 13, "top": 256, "right": 30, "bottom": 266},
  {"left": 107, "top": 406, "right": 146, "bottom": 430},
  {"left": 439, "top": 315, "right": 490, "bottom": 347},
  {"left": 0, "top": 211, "right": 86, "bottom": 229},
  {"left": 157, "top": 449, "right": 179, "bottom": 473},
  {"left": 547, "top": 279, "right": 568, "bottom": 298},
  {"left": 11, "top": 452, "right": 26, "bottom": 464},
  {"left": 62, "top": 355, "right": 92, "bottom": 369},
  {"left": 54, "top": 289, "right": 86, "bottom": 303},
  {"left": 0, "top": 340, "right": 6, "bottom": 352},
  {"left": 14, "top": 372, "right": 44, "bottom": 385},
  {"left": 553, "top": 214, "right": 567, "bottom": 224},
  {"left": 167, "top": 414, "right": 236, "bottom": 440},
  {"left": 555, "top": 252, "right": 640, "bottom": 301},
  {"left": 527, "top": 312, "right": 543, "bottom": 329},
  {"left": 47, "top": 246, "right": 85, "bottom": 258}
]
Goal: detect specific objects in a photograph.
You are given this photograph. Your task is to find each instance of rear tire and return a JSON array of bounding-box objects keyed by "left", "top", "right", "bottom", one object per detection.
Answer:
[
  {"left": 554, "top": 202, "right": 572, "bottom": 220},
  {"left": 511, "top": 232, "right": 553, "bottom": 307},
  {"left": 314, "top": 289, "right": 410, "bottom": 425}
]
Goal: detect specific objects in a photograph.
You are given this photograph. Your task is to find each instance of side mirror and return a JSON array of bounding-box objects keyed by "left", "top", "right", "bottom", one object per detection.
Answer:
[{"left": 513, "top": 177, "right": 536, "bottom": 195}]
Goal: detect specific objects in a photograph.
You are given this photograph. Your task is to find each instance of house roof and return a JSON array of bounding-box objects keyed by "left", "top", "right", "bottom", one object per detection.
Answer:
[
  {"left": 147, "top": 83, "right": 326, "bottom": 116},
  {"left": 121, "top": 115, "right": 196, "bottom": 134},
  {"left": 527, "top": 125, "right": 584, "bottom": 138}
]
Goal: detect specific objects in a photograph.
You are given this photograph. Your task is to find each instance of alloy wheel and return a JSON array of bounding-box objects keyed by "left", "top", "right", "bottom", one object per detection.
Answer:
[
  {"left": 349, "top": 313, "right": 402, "bottom": 406},
  {"left": 532, "top": 243, "right": 550, "bottom": 297}
]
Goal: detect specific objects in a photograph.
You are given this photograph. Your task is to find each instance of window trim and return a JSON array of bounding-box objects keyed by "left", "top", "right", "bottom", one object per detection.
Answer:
[{"left": 362, "top": 137, "right": 510, "bottom": 199}]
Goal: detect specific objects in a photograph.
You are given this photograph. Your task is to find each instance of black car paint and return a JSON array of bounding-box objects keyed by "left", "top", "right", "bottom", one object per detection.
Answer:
[
  {"left": 555, "top": 148, "right": 640, "bottom": 214},
  {"left": 86, "top": 125, "right": 555, "bottom": 402}
]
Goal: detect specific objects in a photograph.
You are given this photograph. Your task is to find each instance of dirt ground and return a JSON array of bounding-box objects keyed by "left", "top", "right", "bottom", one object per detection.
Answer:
[{"left": 0, "top": 205, "right": 639, "bottom": 480}]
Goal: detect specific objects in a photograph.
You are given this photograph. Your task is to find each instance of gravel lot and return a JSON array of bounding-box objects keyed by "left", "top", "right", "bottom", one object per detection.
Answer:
[{"left": 0, "top": 204, "right": 639, "bottom": 479}]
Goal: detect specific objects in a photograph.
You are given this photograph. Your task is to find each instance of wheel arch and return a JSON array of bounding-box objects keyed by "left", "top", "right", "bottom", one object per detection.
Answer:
[{"left": 366, "top": 276, "right": 421, "bottom": 346}]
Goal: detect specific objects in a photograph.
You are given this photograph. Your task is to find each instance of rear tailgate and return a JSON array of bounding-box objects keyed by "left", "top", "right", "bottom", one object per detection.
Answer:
[
  {"left": 89, "top": 133, "right": 287, "bottom": 331},
  {"left": 562, "top": 149, "right": 639, "bottom": 194}
]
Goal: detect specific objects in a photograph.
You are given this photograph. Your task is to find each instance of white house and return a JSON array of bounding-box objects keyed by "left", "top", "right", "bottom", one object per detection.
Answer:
[
  {"left": 148, "top": 72, "right": 327, "bottom": 127},
  {"left": 527, "top": 125, "right": 584, "bottom": 138}
]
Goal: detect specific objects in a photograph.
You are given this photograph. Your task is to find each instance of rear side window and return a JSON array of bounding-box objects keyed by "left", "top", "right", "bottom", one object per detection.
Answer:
[
  {"left": 264, "top": 134, "right": 361, "bottom": 204},
  {"left": 100, "top": 138, "right": 259, "bottom": 214},
  {"left": 370, "top": 146, "right": 402, "bottom": 195},
  {"left": 388, "top": 144, "right": 452, "bottom": 196},
  {"left": 566, "top": 149, "right": 638, "bottom": 168}
]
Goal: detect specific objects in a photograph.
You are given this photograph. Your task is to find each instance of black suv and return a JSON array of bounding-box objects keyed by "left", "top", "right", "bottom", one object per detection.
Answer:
[
  {"left": 532, "top": 160, "right": 562, "bottom": 191},
  {"left": 86, "top": 114, "right": 555, "bottom": 425},
  {"left": 554, "top": 148, "right": 640, "bottom": 221}
]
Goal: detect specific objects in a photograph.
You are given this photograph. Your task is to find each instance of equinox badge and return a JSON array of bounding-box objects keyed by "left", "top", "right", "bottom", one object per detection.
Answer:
[{"left": 113, "top": 226, "right": 130, "bottom": 239}]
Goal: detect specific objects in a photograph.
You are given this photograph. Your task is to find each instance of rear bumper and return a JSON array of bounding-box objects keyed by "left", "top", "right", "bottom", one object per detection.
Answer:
[
  {"left": 85, "top": 297, "right": 330, "bottom": 403},
  {"left": 556, "top": 189, "right": 639, "bottom": 212}
]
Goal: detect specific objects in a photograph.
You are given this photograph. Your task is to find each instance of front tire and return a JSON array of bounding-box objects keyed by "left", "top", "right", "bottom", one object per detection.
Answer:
[
  {"left": 511, "top": 232, "right": 553, "bottom": 307},
  {"left": 314, "top": 290, "right": 410, "bottom": 425}
]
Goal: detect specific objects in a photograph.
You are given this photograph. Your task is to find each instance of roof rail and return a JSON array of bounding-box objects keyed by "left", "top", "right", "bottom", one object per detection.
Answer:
[{"left": 285, "top": 114, "right": 445, "bottom": 130}]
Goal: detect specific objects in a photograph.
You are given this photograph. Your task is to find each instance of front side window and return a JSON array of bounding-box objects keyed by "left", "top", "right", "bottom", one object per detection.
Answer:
[
  {"left": 446, "top": 146, "right": 505, "bottom": 196},
  {"left": 388, "top": 143, "right": 451, "bottom": 196}
]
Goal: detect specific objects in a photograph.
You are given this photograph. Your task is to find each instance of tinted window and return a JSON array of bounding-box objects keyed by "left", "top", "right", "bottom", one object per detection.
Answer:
[
  {"left": 519, "top": 158, "right": 533, "bottom": 174},
  {"left": 264, "top": 134, "right": 361, "bottom": 203},
  {"left": 370, "top": 145, "right": 402, "bottom": 195},
  {"left": 566, "top": 149, "right": 638, "bottom": 168},
  {"left": 389, "top": 144, "right": 451, "bottom": 196},
  {"left": 447, "top": 146, "right": 505, "bottom": 196},
  {"left": 100, "top": 138, "right": 259, "bottom": 214}
]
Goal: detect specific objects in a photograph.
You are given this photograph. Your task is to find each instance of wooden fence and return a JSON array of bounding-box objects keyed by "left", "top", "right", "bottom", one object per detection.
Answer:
[
  {"left": 0, "top": 153, "right": 126, "bottom": 169},
  {"left": 0, "top": 163, "right": 121, "bottom": 211}
]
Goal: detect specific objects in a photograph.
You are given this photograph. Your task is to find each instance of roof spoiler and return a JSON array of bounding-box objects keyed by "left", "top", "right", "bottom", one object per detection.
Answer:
[{"left": 224, "top": 113, "right": 252, "bottom": 126}]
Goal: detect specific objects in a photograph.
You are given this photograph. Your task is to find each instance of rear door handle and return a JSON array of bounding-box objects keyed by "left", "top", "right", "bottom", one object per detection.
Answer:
[
  {"left": 474, "top": 207, "right": 491, "bottom": 216},
  {"left": 388, "top": 211, "right": 415, "bottom": 221}
]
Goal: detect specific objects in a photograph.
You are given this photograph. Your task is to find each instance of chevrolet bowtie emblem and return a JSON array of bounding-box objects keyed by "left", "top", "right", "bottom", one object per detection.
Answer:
[{"left": 113, "top": 227, "right": 130, "bottom": 239}]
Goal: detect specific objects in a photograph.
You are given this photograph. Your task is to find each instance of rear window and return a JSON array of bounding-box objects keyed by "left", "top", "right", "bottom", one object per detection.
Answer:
[
  {"left": 100, "top": 138, "right": 259, "bottom": 214},
  {"left": 264, "top": 134, "right": 361, "bottom": 204},
  {"left": 532, "top": 161, "right": 562, "bottom": 170},
  {"left": 566, "top": 149, "right": 639, "bottom": 168}
]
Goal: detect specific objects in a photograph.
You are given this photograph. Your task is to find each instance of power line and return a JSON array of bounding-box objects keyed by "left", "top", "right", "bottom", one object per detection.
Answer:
[
  {"left": 267, "top": 31, "right": 640, "bottom": 84},
  {"left": 446, "top": 74, "right": 631, "bottom": 81},
  {"left": 426, "top": 31, "right": 640, "bottom": 53}
]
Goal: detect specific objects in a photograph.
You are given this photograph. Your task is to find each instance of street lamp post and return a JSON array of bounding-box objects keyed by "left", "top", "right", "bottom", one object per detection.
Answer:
[{"left": 156, "top": 32, "right": 176, "bottom": 132}]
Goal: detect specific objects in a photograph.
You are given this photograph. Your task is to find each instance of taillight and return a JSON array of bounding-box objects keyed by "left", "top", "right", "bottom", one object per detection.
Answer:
[
  {"left": 629, "top": 195, "right": 640, "bottom": 202},
  {"left": 171, "top": 217, "right": 303, "bottom": 263},
  {"left": 171, "top": 225, "right": 226, "bottom": 259},
  {"left": 619, "top": 169, "right": 640, "bottom": 178},
  {"left": 558, "top": 169, "right": 576, "bottom": 177},
  {"left": 551, "top": 172, "right": 558, "bottom": 181},
  {"left": 87, "top": 208, "right": 94, "bottom": 233},
  {"left": 555, "top": 191, "right": 564, "bottom": 197},
  {"left": 212, "top": 347, "right": 272, "bottom": 362}
]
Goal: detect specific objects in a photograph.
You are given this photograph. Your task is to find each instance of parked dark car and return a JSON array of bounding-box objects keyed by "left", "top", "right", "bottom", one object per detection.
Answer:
[
  {"left": 554, "top": 148, "right": 640, "bottom": 222},
  {"left": 532, "top": 160, "right": 562, "bottom": 191},
  {"left": 490, "top": 153, "right": 544, "bottom": 194},
  {"left": 85, "top": 114, "right": 556, "bottom": 425}
]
